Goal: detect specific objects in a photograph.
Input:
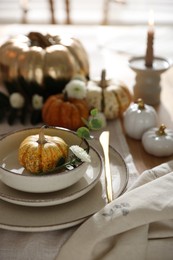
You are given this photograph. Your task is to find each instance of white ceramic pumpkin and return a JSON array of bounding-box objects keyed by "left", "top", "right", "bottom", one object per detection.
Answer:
[
  {"left": 123, "top": 98, "right": 157, "bottom": 140},
  {"left": 142, "top": 124, "right": 173, "bottom": 157}
]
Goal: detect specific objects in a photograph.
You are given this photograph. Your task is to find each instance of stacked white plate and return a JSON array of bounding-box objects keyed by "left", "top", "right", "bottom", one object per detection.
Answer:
[{"left": 0, "top": 135, "right": 128, "bottom": 232}]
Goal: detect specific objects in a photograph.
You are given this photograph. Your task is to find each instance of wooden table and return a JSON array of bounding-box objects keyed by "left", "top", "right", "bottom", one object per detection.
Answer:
[{"left": 0, "top": 24, "right": 173, "bottom": 175}]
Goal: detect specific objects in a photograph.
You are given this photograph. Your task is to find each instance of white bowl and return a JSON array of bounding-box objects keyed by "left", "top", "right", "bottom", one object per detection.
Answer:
[{"left": 0, "top": 127, "right": 89, "bottom": 193}]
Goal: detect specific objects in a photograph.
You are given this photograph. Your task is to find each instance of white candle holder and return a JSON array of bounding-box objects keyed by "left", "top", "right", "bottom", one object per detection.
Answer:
[{"left": 129, "top": 56, "right": 171, "bottom": 105}]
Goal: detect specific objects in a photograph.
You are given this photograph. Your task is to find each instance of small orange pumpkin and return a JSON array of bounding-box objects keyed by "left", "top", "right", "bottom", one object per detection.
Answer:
[{"left": 42, "top": 94, "right": 89, "bottom": 130}]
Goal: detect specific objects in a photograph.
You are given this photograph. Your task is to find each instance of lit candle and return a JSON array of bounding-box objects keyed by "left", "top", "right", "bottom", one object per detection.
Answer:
[
  {"left": 145, "top": 10, "right": 154, "bottom": 68},
  {"left": 20, "top": 0, "right": 28, "bottom": 11}
]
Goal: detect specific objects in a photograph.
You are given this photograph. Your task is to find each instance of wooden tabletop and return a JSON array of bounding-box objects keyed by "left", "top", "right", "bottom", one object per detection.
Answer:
[{"left": 0, "top": 24, "right": 173, "bottom": 174}]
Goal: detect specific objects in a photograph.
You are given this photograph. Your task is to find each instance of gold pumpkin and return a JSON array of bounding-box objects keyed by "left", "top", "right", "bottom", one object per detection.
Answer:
[
  {"left": 0, "top": 32, "right": 89, "bottom": 97},
  {"left": 18, "top": 127, "right": 68, "bottom": 174},
  {"left": 86, "top": 70, "right": 133, "bottom": 119}
]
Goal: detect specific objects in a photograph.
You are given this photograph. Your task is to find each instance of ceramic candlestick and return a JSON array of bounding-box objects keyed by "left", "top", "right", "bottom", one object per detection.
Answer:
[{"left": 129, "top": 56, "right": 171, "bottom": 106}]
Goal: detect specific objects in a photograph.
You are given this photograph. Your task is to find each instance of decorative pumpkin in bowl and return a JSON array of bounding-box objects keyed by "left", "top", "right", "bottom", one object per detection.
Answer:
[
  {"left": 0, "top": 32, "right": 89, "bottom": 98},
  {"left": 0, "top": 127, "right": 90, "bottom": 193},
  {"left": 18, "top": 126, "right": 69, "bottom": 174}
]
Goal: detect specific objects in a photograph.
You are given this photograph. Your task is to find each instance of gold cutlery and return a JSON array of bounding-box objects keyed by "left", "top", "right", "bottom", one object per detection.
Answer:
[{"left": 99, "top": 131, "right": 113, "bottom": 203}]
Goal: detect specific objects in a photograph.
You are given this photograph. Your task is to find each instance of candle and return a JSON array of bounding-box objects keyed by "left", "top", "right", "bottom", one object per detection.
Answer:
[
  {"left": 20, "top": 0, "right": 28, "bottom": 11},
  {"left": 145, "top": 10, "right": 154, "bottom": 68}
]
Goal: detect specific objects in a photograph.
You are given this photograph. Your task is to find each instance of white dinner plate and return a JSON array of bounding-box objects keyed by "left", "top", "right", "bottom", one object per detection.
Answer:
[
  {"left": 0, "top": 143, "right": 128, "bottom": 232},
  {"left": 0, "top": 147, "right": 102, "bottom": 207}
]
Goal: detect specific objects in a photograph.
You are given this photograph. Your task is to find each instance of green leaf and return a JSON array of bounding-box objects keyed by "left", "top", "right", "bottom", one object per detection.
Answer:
[
  {"left": 89, "top": 118, "right": 102, "bottom": 130},
  {"left": 90, "top": 108, "right": 98, "bottom": 117},
  {"left": 76, "top": 127, "right": 91, "bottom": 139}
]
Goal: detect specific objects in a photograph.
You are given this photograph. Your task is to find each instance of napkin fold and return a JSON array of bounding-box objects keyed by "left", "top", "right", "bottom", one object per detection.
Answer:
[{"left": 57, "top": 161, "right": 173, "bottom": 260}]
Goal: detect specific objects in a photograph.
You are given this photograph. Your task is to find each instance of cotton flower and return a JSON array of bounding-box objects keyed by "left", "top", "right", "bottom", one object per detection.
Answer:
[
  {"left": 70, "top": 145, "right": 91, "bottom": 163},
  {"left": 9, "top": 92, "right": 25, "bottom": 109},
  {"left": 32, "top": 94, "right": 44, "bottom": 110},
  {"left": 64, "top": 79, "right": 87, "bottom": 99}
]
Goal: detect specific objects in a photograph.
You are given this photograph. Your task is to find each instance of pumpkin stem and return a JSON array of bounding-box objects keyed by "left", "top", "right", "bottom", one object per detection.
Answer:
[
  {"left": 137, "top": 98, "right": 145, "bottom": 110},
  {"left": 156, "top": 124, "right": 167, "bottom": 136},
  {"left": 28, "top": 32, "right": 51, "bottom": 48},
  {"left": 63, "top": 91, "right": 68, "bottom": 101},
  {"left": 38, "top": 125, "right": 48, "bottom": 144},
  {"left": 100, "top": 69, "right": 108, "bottom": 89}
]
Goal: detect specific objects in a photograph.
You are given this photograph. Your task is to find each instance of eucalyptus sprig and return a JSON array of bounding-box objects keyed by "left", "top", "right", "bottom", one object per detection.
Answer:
[{"left": 76, "top": 108, "right": 104, "bottom": 140}]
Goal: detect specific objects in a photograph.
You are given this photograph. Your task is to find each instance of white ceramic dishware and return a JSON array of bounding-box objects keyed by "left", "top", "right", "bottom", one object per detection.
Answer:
[
  {"left": 0, "top": 144, "right": 128, "bottom": 232},
  {"left": 0, "top": 127, "right": 89, "bottom": 193},
  {"left": 0, "top": 147, "right": 102, "bottom": 207}
]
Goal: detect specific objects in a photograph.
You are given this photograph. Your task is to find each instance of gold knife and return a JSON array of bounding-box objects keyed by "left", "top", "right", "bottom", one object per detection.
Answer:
[{"left": 99, "top": 131, "right": 113, "bottom": 203}]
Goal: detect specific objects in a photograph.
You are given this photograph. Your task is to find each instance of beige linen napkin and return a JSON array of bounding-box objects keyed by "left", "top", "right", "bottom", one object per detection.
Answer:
[{"left": 57, "top": 161, "right": 173, "bottom": 260}]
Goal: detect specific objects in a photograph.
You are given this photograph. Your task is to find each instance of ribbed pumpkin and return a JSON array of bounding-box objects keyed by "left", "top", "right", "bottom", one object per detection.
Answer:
[
  {"left": 0, "top": 31, "right": 89, "bottom": 98},
  {"left": 18, "top": 126, "right": 68, "bottom": 174},
  {"left": 42, "top": 94, "right": 89, "bottom": 130},
  {"left": 86, "top": 70, "right": 133, "bottom": 119}
]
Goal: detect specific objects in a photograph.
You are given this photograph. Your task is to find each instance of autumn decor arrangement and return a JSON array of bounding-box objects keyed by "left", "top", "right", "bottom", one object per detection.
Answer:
[
  {"left": 18, "top": 109, "right": 103, "bottom": 175},
  {"left": 0, "top": 110, "right": 104, "bottom": 193},
  {"left": 0, "top": 31, "right": 89, "bottom": 125},
  {"left": 0, "top": 32, "right": 133, "bottom": 127}
]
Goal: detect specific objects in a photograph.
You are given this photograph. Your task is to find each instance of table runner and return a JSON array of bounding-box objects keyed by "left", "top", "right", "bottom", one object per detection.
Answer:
[{"left": 0, "top": 118, "right": 139, "bottom": 260}]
